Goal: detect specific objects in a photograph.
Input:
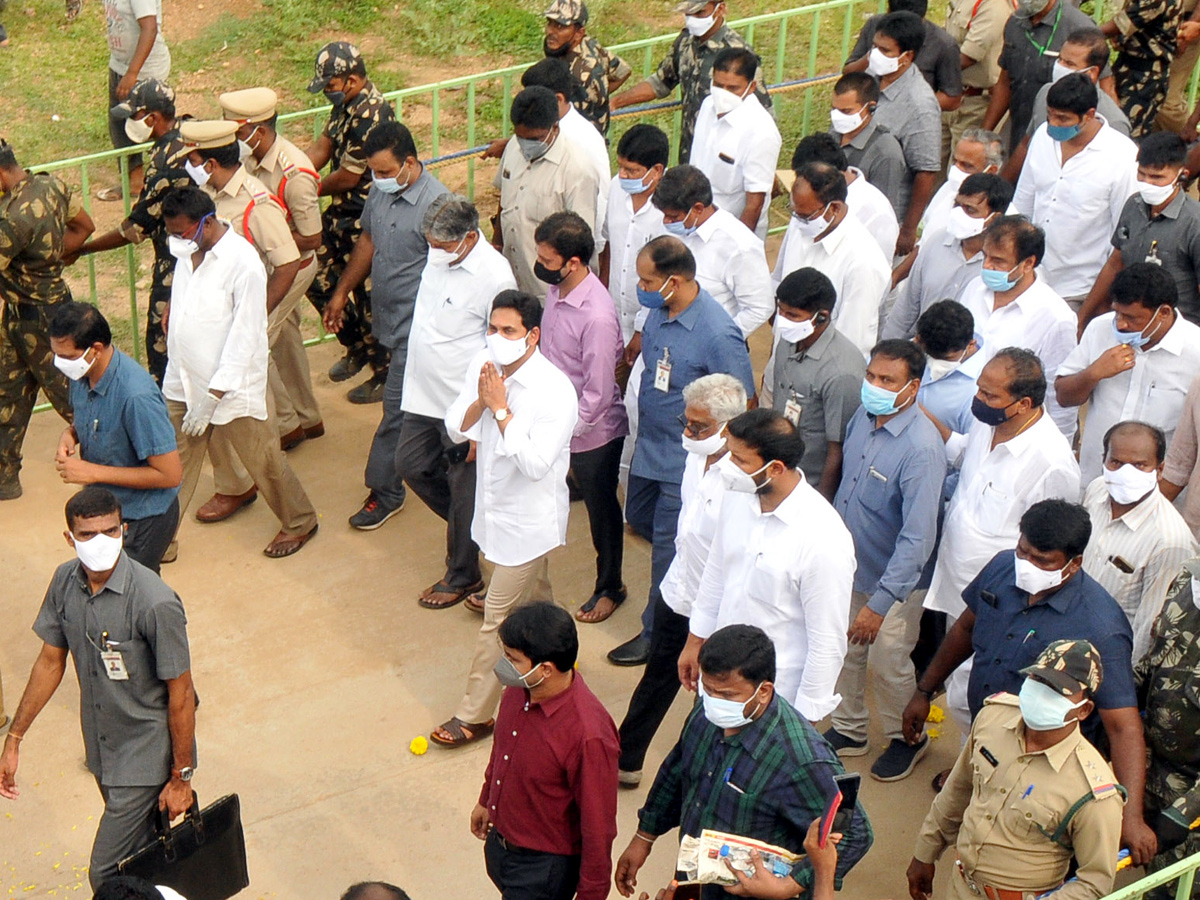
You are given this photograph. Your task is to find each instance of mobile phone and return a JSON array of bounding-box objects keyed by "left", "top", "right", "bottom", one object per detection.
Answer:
[
  {"left": 831, "top": 772, "right": 861, "bottom": 834},
  {"left": 447, "top": 441, "right": 471, "bottom": 465}
]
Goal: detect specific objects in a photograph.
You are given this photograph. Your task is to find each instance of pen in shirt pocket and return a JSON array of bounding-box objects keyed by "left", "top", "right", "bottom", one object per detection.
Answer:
[{"left": 725, "top": 767, "right": 745, "bottom": 794}]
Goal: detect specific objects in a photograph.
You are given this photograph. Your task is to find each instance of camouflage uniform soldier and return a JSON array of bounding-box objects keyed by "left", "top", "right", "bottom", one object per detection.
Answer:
[
  {"left": 610, "top": 0, "right": 771, "bottom": 163},
  {"left": 76, "top": 79, "right": 190, "bottom": 384},
  {"left": 1103, "top": 0, "right": 1183, "bottom": 137},
  {"left": 1136, "top": 559, "right": 1200, "bottom": 898},
  {"left": 305, "top": 41, "right": 397, "bottom": 404},
  {"left": 542, "top": 0, "right": 632, "bottom": 135},
  {"left": 0, "top": 138, "right": 94, "bottom": 498}
]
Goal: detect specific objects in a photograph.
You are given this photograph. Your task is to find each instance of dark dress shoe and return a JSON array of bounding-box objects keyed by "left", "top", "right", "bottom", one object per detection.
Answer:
[
  {"left": 607, "top": 634, "right": 650, "bottom": 666},
  {"left": 279, "top": 427, "right": 306, "bottom": 451}
]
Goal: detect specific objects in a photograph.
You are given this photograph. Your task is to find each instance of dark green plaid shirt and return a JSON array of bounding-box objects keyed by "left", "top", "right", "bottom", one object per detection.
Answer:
[{"left": 638, "top": 696, "right": 874, "bottom": 892}]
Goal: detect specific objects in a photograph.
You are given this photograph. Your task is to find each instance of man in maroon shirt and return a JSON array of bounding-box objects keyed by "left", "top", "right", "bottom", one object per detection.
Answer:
[{"left": 470, "top": 601, "right": 620, "bottom": 900}]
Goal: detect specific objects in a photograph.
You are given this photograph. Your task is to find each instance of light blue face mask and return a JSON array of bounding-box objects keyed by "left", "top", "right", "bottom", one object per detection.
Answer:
[
  {"left": 860, "top": 378, "right": 913, "bottom": 416},
  {"left": 1018, "top": 677, "right": 1086, "bottom": 731},
  {"left": 664, "top": 210, "right": 698, "bottom": 237},
  {"left": 981, "top": 265, "right": 1021, "bottom": 293},
  {"left": 372, "top": 164, "right": 410, "bottom": 195},
  {"left": 619, "top": 171, "right": 652, "bottom": 194},
  {"left": 1111, "top": 306, "right": 1167, "bottom": 350},
  {"left": 699, "top": 680, "right": 765, "bottom": 729},
  {"left": 1046, "top": 122, "right": 1083, "bottom": 142}
]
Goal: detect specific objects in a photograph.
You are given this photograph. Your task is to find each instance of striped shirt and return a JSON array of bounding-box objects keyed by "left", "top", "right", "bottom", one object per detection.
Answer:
[{"left": 1082, "top": 477, "right": 1199, "bottom": 663}]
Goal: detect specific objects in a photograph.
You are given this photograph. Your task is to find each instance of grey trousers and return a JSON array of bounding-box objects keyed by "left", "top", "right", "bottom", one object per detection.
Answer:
[
  {"left": 90, "top": 780, "right": 161, "bottom": 889},
  {"left": 364, "top": 346, "right": 408, "bottom": 509}
]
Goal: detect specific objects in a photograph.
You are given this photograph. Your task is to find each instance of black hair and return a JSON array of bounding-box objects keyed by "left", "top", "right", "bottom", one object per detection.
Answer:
[
  {"left": 877, "top": 10, "right": 926, "bottom": 56},
  {"left": 617, "top": 124, "right": 670, "bottom": 170},
  {"left": 726, "top": 408, "right": 805, "bottom": 469},
  {"left": 652, "top": 164, "right": 713, "bottom": 213},
  {"left": 983, "top": 215, "right": 1044, "bottom": 267},
  {"left": 796, "top": 161, "right": 848, "bottom": 205},
  {"left": 0, "top": 139, "right": 19, "bottom": 169},
  {"left": 1020, "top": 499, "right": 1092, "bottom": 559},
  {"left": 1103, "top": 420, "right": 1168, "bottom": 465},
  {"left": 1063, "top": 27, "right": 1110, "bottom": 71},
  {"left": 1138, "top": 131, "right": 1188, "bottom": 169},
  {"left": 713, "top": 47, "right": 759, "bottom": 81},
  {"left": 65, "top": 486, "right": 122, "bottom": 531},
  {"left": 872, "top": 338, "right": 927, "bottom": 382},
  {"left": 195, "top": 142, "right": 240, "bottom": 169},
  {"left": 510, "top": 86, "right": 560, "bottom": 130},
  {"left": 534, "top": 211, "right": 595, "bottom": 265},
  {"left": 497, "top": 601, "right": 579, "bottom": 672},
  {"left": 959, "top": 172, "right": 1013, "bottom": 214},
  {"left": 640, "top": 235, "right": 697, "bottom": 280},
  {"left": 776, "top": 267, "right": 837, "bottom": 315},
  {"left": 991, "top": 347, "right": 1046, "bottom": 407},
  {"left": 363, "top": 120, "right": 419, "bottom": 162},
  {"left": 699, "top": 624, "right": 777, "bottom": 683},
  {"left": 791, "top": 132, "right": 848, "bottom": 172},
  {"left": 834, "top": 72, "right": 880, "bottom": 104},
  {"left": 916, "top": 300, "right": 974, "bottom": 357},
  {"left": 889, "top": 0, "right": 928, "bottom": 16},
  {"left": 162, "top": 186, "right": 216, "bottom": 222},
  {"left": 1046, "top": 72, "right": 1098, "bottom": 118},
  {"left": 50, "top": 301, "right": 112, "bottom": 349},
  {"left": 92, "top": 877, "right": 164, "bottom": 900},
  {"left": 340, "top": 884, "right": 412, "bottom": 900},
  {"left": 1111, "top": 261, "right": 1178, "bottom": 311},
  {"left": 521, "top": 57, "right": 577, "bottom": 102},
  {"left": 492, "top": 289, "right": 543, "bottom": 331}
]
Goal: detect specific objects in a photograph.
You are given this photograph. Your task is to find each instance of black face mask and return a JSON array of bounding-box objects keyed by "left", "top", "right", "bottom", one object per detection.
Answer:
[
  {"left": 534, "top": 260, "right": 568, "bottom": 285},
  {"left": 325, "top": 89, "right": 347, "bottom": 107},
  {"left": 543, "top": 36, "right": 571, "bottom": 57},
  {"left": 971, "top": 395, "right": 1016, "bottom": 427}
]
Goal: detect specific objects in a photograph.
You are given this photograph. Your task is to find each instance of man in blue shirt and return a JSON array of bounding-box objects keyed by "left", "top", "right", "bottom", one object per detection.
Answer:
[
  {"left": 914, "top": 300, "right": 984, "bottom": 440},
  {"left": 902, "top": 499, "right": 1157, "bottom": 866},
  {"left": 607, "top": 236, "right": 755, "bottom": 666},
  {"left": 829, "top": 339, "right": 945, "bottom": 782},
  {"left": 48, "top": 303, "right": 181, "bottom": 573}
]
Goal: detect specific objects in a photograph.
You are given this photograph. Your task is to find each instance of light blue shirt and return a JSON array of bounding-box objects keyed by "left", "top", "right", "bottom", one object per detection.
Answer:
[{"left": 916, "top": 339, "right": 987, "bottom": 439}]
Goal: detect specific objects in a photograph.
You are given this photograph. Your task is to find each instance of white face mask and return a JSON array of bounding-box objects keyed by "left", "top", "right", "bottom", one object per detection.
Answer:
[
  {"left": 946, "top": 206, "right": 988, "bottom": 241},
  {"left": 699, "top": 680, "right": 765, "bottom": 729},
  {"left": 184, "top": 159, "right": 211, "bottom": 188},
  {"left": 925, "top": 349, "right": 967, "bottom": 383},
  {"left": 53, "top": 350, "right": 95, "bottom": 381},
  {"left": 681, "top": 423, "right": 727, "bottom": 457},
  {"left": 125, "top": 116, "right": 154, "bottom": 144},
  {"left": 945, "top": 161, "right": 970, "bottom": 189},
  {"left": 426, "top": 236, "right": 468, "bottom": 269},
  {"left": 685, "top": 11, "right": 717, "bottom": 36},
  {"left": 72, "top": 531, "right": 123, "bottom": 572},
  {"left": 237, "top": 140, "right": 253, "bottom": 163},
  {"left": 1018, "top": 677, "right": 1087, "bottom": 731},
  {"left": 168, "top": 235, "right": 199, "bottom": 260},
  {"left": 1136, "top": 178, "right": 1179, "bottom": 207},
  {"left": 715, "top": 455, "right": 772, "bottom": 494},
  {"left": 776, "top": 314, "right": 817, "bottom": 344},
  {"left": 830, "top": 106, "right": 866, "bottom": 134},
  {"left": 1014, "top": 553, "right": 1070, "bottom": 596},
  {"left": 1103, "top": 463, "right": 1159, "bottom": 505},
  {"left": 487, "top": 331, "right": 529, "bottom": 367},
  {"left": 791, "top": 204, "right": 831, "bottom": 240},
  {"left": 1051, "top": 61, "right": 1080, "bottom": 83},
  {"left": 711, "top": 81, "right": 751, "bottom": 117},
  {"left": 867, "top": 47, "right": 901, "bottom": 77}
]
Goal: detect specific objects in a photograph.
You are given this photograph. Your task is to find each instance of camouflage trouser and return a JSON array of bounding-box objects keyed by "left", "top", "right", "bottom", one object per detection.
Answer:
[
  {"left": 0, "top": 299, "right": 73, "bottom": 486},
  {"left": 306, "top": 209, "right": 389, "bottom": 376},
  {"left": 146, "top": 272, "right": 171, "bottom": 385},
  {"left": 1115, "top": 58, "right": 1171, "bottom": 138},
  {"left": 1144, "top": 760, "right": 1200, "bottom": 900}
]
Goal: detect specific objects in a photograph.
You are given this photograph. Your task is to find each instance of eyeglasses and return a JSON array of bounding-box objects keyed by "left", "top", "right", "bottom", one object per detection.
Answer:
[{"left": 677, "top": 413, "right": 715, "bottom": 437}]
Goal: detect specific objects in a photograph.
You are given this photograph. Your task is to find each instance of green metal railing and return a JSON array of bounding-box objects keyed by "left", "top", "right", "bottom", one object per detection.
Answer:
[{"left": 1106, "top": 851, "right": 1200, "bottom": 900}]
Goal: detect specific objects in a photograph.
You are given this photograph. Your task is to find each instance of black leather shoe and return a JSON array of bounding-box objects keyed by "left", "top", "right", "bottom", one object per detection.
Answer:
[{"left": 607, "top": 634, "right": 650, "bottom": 666}]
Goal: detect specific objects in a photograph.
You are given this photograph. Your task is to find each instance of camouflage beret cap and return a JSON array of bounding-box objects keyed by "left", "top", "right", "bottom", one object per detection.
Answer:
[
  {"left": 1020, "top": 639, "right": 1103, "bottom": 697},
  {"left": 308, "top": 41, "right": 366, "bottom": 93},
  {"left": 111, "top": 79, "right": 177, "bottom": 120}
]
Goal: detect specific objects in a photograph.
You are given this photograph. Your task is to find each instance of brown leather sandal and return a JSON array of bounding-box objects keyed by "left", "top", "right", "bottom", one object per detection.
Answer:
[{"left": 430, "top": 717, "right": 495, "bottom": 748}]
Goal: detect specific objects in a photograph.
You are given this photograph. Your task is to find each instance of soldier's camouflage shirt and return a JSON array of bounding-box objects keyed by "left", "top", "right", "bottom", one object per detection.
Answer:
[
  {"left": 321, "top": 80, "right": 396, "bottom": 219},
  {"left": 564, "top": 34, "right": 632, "bottom": 134},
  {"left": 117, "top": 126, "right": 192, "bottom": 295},
  {"left": 0, "top": 171, "right": 79, "bottom": 305}
]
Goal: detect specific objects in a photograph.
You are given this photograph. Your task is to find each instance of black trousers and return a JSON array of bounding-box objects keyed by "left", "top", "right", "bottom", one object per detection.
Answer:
[
  {"left": 617, "top": 594, "right": 692, "bottom": 772},
  {"left": 570, "top": 436, "right": 625, "bottom": 597},
  {"left": 484, "top": 830, "right": 580, "bottom": 900},
  {"left": 123, "top": 496, "right": 180, "bottom": 575}
]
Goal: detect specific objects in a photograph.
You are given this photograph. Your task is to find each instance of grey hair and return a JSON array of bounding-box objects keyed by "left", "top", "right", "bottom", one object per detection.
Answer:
[
  {"left": 960, "top": 128, "right": 1005, "bottom": 170},
  {"left": 682, "top": 374, "right": 748, "bottom": 423},
  {"left": 422, "top": 193, "right": 479, "bottom": 242}
]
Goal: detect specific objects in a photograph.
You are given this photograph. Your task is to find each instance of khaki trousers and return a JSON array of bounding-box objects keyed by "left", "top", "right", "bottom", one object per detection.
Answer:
[
  {"left": 831, "top": 589, "right": 926, "bottom": 743},
  {"left": 1157, "top": 5, "right": 1200, "bottom": 133},
  {"left": 454, "top": 554, "right": 555, "bottom": 725},
  {"left": 167, "top": 399, "right": 318, "bottom": 537}
]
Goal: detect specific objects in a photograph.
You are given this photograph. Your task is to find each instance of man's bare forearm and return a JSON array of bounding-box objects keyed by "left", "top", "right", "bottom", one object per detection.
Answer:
[{"left": 6, "top": 646, "right": 68, "bottom": 739}]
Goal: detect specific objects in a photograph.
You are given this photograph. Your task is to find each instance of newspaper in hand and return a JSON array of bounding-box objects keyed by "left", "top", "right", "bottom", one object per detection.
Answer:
[{"left": 676, "top": 829, "right": 803, "bottom": 886}]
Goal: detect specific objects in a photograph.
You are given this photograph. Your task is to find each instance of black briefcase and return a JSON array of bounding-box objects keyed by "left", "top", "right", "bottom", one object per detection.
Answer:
[{"left": 118, "top": 793, "right": 250, "bottom": 900}]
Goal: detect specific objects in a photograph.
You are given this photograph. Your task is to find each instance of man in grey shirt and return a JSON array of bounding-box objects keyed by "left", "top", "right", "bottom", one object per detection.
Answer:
[
  {"left": 844, "top": 0, "right": 964, "bottom": 110},
  {"left": 831, "top": 72, "right": 910, "bottom": 218},
  {"left": 325, "top": 121, "right": 449, "bottom": 530},
  {"left": 0, "top": 487, "right": 196, "bottom": 889},
  {"left": 770, "top": 268, "right": 865, "bottom": 501}
]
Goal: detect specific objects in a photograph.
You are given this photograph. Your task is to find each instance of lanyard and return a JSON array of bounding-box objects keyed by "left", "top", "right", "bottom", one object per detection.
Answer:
[{"left": 1023, "top": 2, "right": 1063, "bottom": 56}]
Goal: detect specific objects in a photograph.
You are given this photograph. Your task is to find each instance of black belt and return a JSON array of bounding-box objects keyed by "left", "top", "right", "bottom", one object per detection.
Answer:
[
  {"left": 961, "top": 86, "right": 991, "bottom": 97},
  {"left": 492, "top": 831, "right": 544, "bottom": 856}
]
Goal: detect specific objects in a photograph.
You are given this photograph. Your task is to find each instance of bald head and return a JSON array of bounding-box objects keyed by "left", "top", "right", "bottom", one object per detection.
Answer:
[{"left": 340, "top": 884, "right": 411, "bottom": 900}]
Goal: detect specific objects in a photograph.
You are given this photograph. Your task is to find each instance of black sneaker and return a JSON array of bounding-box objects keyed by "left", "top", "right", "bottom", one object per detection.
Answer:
[
  {"left": 347, "top": 372, "right": 387, "bottom": 404},
  {"left": 349, "top": 493, "right": 404, "bottom": 530},
  {"left": 329, "top": 353, "right": 366, "bottom": 383},
  {"left": 821, "top": 726, "right": 869, "bottom": 758},
  {"left": 0, "top": 479, "right": 22, "bottom": 501},
  {"left": 870, "top": 736, "right": 930, "bottom": 782}
]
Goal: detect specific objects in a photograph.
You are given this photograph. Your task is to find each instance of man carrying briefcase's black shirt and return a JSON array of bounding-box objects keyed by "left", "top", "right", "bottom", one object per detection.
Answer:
[{"left": 0, "top": 486, "right": 196, "bottom": 889}]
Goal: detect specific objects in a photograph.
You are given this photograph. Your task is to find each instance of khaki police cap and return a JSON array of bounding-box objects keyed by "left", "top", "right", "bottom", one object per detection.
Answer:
[
  {"left": 219, "top": 88, "right": 279, "bottom": 124},
  {"left": 179, "top": 119, "right": 239, "bottom": 150}
]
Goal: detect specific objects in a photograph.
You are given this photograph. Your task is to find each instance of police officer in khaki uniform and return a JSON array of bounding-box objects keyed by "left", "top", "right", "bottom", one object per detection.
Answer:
[
  {"left": 909, "top": 640, "right": 1124, "bottom": 900},
  {"left": 178, "top": 120, "right": 308, "bottom": 524},
  {"left": 220, "top": 87, "right": 324, "bottom": 452},
  {"left": 306, "top": 41, "right": 397, "bottom": 404},
  {"left": 542, "top": 0, "right": 632, "bottom": 134},
  {"left": 943, "top": 0, "right": 1012, "bottom": 154},
  {"left": 0, "top": 138, "right": 94, "bottom": 499}
]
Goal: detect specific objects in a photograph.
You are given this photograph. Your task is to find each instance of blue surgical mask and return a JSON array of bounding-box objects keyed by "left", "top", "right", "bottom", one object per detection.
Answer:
[
  {"left": 860, "top": 378, "right": 913, "bottom": 416},
  {"left": 1046, "top": 122, "right": 1083, "bottom": 142},
  {"left": 620, "top": 171, "right": 653, "bottom": 194},
  {"left": 981, "top": 265, "right": 1021, "bottom": 293},
  {"left": 637, "top": 281, "right": 675, "bottom": 309},
  {"left": 699, "top": 680, "right": 765, "bottom": 729},
  {"left": 1018, "top": 677, "right": 1087, "bottom": 731},
  {"left": 372, "top": 163, "right": 411, "bottom": 195},
  {"left": 664, "top": 210, "right": 698, "bottom": 237},
  {"left": 1112, "top": 307, "right": 1167, "bottom": 350}
]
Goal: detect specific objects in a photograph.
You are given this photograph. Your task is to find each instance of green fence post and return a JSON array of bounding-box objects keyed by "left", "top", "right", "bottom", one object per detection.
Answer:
[
  {"left": 467, "top": 80, "right": 478, "bottom": 200},
  {"left": 776, "top": 16, "right": 789, "bottom": 84},
  {"left": 502, "top": 73, "right": 514, "bottom": 136},
  {"left": 79, "top": 160, "right": 99, "bottom": 307},
  {"left": 802, "top": 9, "right": 822, "bottom": 134},
  {"left": 118, "top": 153, "right": 142, "bottom": 363},
  {"left": 431, "top": 88, "right": 441, "bottom": 159}
]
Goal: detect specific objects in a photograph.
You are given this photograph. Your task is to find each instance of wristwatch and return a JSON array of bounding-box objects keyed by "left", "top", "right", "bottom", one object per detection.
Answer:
[
  {"left": 173, "top": 766, "right": 195, "bottom": 782},
  {"left": 494, "top": 407, "right": 511, "bottom": 423}
]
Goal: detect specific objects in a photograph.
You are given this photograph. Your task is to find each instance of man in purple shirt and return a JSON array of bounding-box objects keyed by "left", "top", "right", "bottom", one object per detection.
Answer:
[{"left": 535, "top": 212, "right": 630, "bottom": 619}]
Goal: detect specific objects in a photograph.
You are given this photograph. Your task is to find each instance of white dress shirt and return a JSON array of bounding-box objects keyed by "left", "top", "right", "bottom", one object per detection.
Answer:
[
  {"left": 445, "top": 348, "right": 579, "bottom": 567},
  {"left": 602, "top": 176, "right": 668, "bottom": 343},
  {"left": 925, "top": 411, "right": 1081, "bottom": 618},
  {"left": 1082, "top": 478, "right": 1199, "bottom": 662},
  {"left": 691, "top": 474, "right": 856, "bottom": 721},
  {"left": 846, "top": 168, "right": 900, "bottom": 259},
  {"left": 1057, "top": 312, "right": 1200, "bottom": 486},
  {"left": 918, "top": 176, "right": 959, "bottom": 249},
  {"left": 957, "top": 273, "right": 1079, "bottom": 436},
  {"left": 682, "top": 208, "right": 774, "bottom": 338},
  {"left": 162, "top": 226, "right": 269, "bottom": 424},
  {"left": 1013, "top": 122, "right": 1138, "bottom": 298},
  {"left": 402, "top": 238, "right": 518, "bottom": 420},
  {"left": 560, "top": 106, "right": 612, "bottom": 253},
  {"left": 689, "top": 93, "right": 781, "bottom": 241},
  {"left": 661, "top": 450, "right": 730, "bottom": 617}
]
